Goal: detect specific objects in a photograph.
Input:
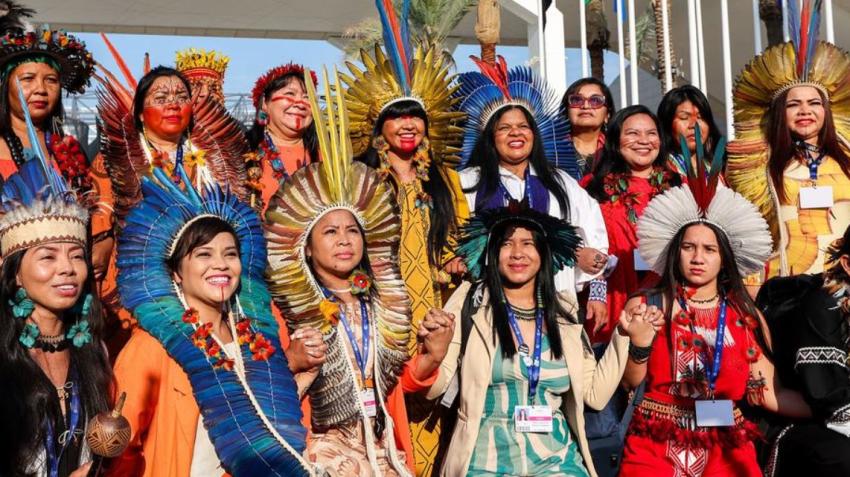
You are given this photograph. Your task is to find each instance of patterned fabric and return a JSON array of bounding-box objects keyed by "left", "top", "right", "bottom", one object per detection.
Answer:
[
  {"left": 307, "top": 420, "right": 404, "bottom": 477},
  {"left": 795, "top": 346, "right": 848, "bottom": 369},
  {"left": 467, "top": 337, "right": 588, "bottom": 476}
]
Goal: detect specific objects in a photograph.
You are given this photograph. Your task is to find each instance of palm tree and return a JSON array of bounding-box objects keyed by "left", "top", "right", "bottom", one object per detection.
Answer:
[
  {"left": 652, "top": 0, "right": 679, "bottom": 88},
  {"left": 587, "top": 0, "right": 610, "bottom": 81},
  {"left": 342, "top": 0, "right": 477, "bottom": 68},
  {"left": 759, "top": 0, "right": 784, "bottom": 47}
]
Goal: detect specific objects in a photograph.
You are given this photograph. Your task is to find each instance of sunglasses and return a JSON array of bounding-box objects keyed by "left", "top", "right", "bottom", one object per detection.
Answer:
[{"left": 568, "top": 94, "right": 607, "bottom": 109}]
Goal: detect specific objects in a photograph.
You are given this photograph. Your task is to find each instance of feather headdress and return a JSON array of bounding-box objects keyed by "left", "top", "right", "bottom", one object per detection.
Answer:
[
  {"left": 265, "top": 67, "right": 411, "bottom": 430},
  {"left": 457, "top": 203, "right": 582, "bottom": 282},
  {"left": 453, "top": 56, "right": 577, "bottom": 177},
  {"left": 340, "top": 0, "right": 464, "bottom": 164},
  {"left": 116, "top": 166, "right": 313, "bottom": 476},
  {"left": 0, "top": 27, "right": 94, "bottom": 94},
  {"left": 638, "top": 129, "right": 772, "bottom": 276}
]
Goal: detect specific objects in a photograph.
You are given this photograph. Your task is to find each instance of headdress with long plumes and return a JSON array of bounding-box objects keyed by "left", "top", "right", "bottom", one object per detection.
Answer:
[
  {"left": 457, "top": 203, "right": 582, "bottom": 282},
  {"left": 638, "top": 129, "right": 773, "bottom": 276},
  {"left": 340, "top": 0, "right": 464, "bottom": 165},
  {"left": 0, "top": 81, "right": 87, "bottom": 256},
  {"left": 727, "top": 0, "right": 850, "bottom": 245},
  {"left": 116, "top": 166, "right": 313, "bottom": 476},
  {"left": 265, "top": 67, "right": 411, "bottom": 430},
  {"left": 453, "top": 55, "right": 577, "bottom": 177},
  {"left": 95, "top": 36, "right": 249, "bottom": 223},
  {"left": 0, "top": 26, "right": 94, "bottom": 94}
]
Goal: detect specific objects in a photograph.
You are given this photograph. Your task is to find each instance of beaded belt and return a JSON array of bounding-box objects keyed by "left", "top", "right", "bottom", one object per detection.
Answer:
[{"left": 636, "top": 396, "right": 745, "bottom": 430}]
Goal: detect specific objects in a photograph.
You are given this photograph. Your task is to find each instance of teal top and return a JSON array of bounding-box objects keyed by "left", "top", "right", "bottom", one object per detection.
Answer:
[{"left": 467, "top": 335, "right": 589, "bottom": 476}]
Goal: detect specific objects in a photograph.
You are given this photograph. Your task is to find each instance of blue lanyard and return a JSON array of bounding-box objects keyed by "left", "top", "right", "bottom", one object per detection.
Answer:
[
  {"left": 678, "top": 296, "right": 728, "bottom": 396},
  {"left": 505, "top": 304, "right": 544, "bottom": 405},
  {"left": 499, "top": 166, "right": 533, "bottom": 210},
  {"left": 175, "top": 142, "right": 184, "bottom": 170},
  {"left": 45, "top": 378, "right": 81, "bottom": 477},
  {"left": 338, "top": 299, "right": 371, "bottom": 382},
  {"left": 797, "top": 141, "right": 826, "bottom": 181}
]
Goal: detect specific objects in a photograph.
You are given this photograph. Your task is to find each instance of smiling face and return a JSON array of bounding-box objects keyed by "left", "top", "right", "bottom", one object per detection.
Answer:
[
  {"left": 306, "top": 209, "right": 365, "bottom": 281},
  {"left": 671, "top": 100, "right": 709, "bottom": 154},
  {"left": 140, "top": 75, "right": 193, "bottom": 142},
  {"left": 493, "top": 107, "right": 534, "bottom": 166},
  {"left": 380, "top": 114, "right": 425, "bottom": 156},
  {"left": 619, "top": 113, "right": 661, "bottom": 173},
  {"left": 785, "top": 85, "right": 826, "bottom": 144},
  {"left": 678, "top": 223, "right": 722, "bottom": 288},
  {"left": 263, "top": 76, "right": 313, "bottom": 139},
  {"left": 498, "top": 225, "right": 542, "bottom": 288},
  {"left": 8, "top": 62, "right": 61, "bottom": 127},
  {"left": 173, "top": 232, "right": 242, "bottom": 310},
  {"left": 567, "top": 83, "right": 609, "bottom": 130},
  {"left": 17, "top": 242, "right": 88, "bottom": 317}
]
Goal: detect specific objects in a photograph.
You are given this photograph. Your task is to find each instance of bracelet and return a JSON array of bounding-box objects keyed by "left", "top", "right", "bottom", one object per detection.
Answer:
[
  {"left": 588, "top": 278, "right": 607, "bottom": 303},
  {"left": 628, "top": 341, "right": 653, "bottom": 363}
]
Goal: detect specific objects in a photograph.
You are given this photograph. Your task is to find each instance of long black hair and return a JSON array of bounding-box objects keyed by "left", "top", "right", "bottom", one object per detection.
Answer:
[
  {"left": 657, "top": 85, "right": 723, "bottom": 161},
  {"left": 642, "top": 222, "right": 771, "bottom": 357},
  {"left": 355, "top": 99, "right": 458, "bottom": 267},
  {"left": 0, "top": 247, "right": 113, "bottom": 475},
  {"left": 479, "top": 220, "right": 576, "bottom": 360},
  {"left": 585, "top": 105, "right": 679, "bottom": 201},
  {"left": 246, "top": 72, "right": 319, "bottom": 159},
  {"left": 133, "top": 65, "right": 194, "bottom": 133},
  {"left": 465, "top": 105, "right": 571, "bottom": 220}
]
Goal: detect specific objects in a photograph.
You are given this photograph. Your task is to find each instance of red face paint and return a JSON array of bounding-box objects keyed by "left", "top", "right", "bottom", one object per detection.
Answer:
[{"left": 143, "top": 103, "right": 192, "bottom": 140}]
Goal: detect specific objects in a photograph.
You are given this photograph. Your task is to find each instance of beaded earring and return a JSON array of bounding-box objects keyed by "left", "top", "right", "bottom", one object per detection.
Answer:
[
  {"left": 9, "top": 288, "right": 34, "bottom": 319},
  {"left": 67, "top": 293, "right": 94, "bottom": 348},
  {"left": 257, "top": 109, "right": 269, "bottom": 127}
]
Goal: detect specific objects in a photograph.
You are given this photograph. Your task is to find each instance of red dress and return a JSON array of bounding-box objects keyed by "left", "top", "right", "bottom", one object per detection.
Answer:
[
  {"left": 619, "top": 301, "right": 763, "bottom": 477},
  {"left": 580, "top": 174, "right": 663, "bottom": 343}
]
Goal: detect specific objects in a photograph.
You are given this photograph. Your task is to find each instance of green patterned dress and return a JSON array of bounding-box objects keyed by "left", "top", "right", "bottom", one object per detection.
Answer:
[{"left": 467, "top": 335, "right": 589, "bottom": 476}]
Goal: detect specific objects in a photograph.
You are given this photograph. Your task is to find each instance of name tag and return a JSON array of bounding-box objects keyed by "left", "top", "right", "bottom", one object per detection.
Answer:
[
  {"left": 514, "top": 405, "right": 553, "bottom": 433},
  {"left": 360, "top": 388, "right": 377, "bottom": 418},
  {"left": 633, "top": 249, "right": 651, "bottom": 272},
  {"left": 695, "top": 399, "right": 734, "bottom": 427},
  {"left": 799, "top": 186, "right": 834, "bottom": 209}
]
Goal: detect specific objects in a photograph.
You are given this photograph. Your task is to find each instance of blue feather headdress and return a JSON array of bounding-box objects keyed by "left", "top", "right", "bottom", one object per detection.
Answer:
[
  {"left": 457, "top": 203, "right": 582, "bottom": 281},
  {"left": 117, "top": 166, "right": 313, "bottom": 476},
  {"left": 0, "top": 80, "right": 87, "bottom": 257},
  {"left": 453, "top": 56, "right": 577, "bottom": 177}
]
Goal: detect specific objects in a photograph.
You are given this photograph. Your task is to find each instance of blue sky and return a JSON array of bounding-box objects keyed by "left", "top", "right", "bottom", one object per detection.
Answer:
[{"left": 74, "top": 32, "right": 624, "bottom": 95}]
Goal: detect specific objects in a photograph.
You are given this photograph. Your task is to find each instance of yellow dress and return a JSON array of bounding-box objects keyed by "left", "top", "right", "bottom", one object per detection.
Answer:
[{"left": 393, "top": 167, "right": 468, "bottom": 477}]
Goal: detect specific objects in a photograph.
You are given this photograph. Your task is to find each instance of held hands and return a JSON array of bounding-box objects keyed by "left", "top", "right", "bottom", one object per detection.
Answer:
[
  {"left": 586, "top": 300, "right": 609, "bottom": 334},
  {"left": 417, "top": 308, "right": 456, "bottom": 363},
  {"left": 287, "top": 327, "right": 328, "bottom": 374},
  {"left": 617, "top": 302, "right": 663, "bottom": 348},
  {"left": 577, "top": 247, "right": 608, "bottom": 275}
]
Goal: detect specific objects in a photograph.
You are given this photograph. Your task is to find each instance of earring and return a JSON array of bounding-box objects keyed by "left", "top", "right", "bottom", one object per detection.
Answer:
[
  {"left": 9, "top": 288, "right": 34, "bottom": 319},
  {"left": 257, "top": 110, "right": 269, "bottom": 126},
  {"left": 73, "top": 293, "right": 93, "bottom": 317},
  {"left": 66, "top": 320, "right": 92, "bottom": 348}
]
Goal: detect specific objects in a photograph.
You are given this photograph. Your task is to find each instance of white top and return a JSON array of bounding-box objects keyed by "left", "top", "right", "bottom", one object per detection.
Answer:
[
  {"left": 189, "top": 341, "right": 240, "bottom": 477},
  {"left": 458, "top": 164, "right": 608, "bottom": 293}
]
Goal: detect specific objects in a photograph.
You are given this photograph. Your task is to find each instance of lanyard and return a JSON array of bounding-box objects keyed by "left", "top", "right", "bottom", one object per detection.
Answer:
[
  {"left": 797, "top": 141, "right": 826, "bottom": 181},
  {"left": 174, "top": 142, "right": 184, "bottom": 170},
  {"left": 45, "top": 378, "right": 81, "bottom": 477},
  {"left": 338, "top": 298, "right": 371, "bottom": 382},
  {"left": 678, "top": 296, "right": 728, "bottom": 396},
  {"left": 499, "top": 166, "right": 533, "bottom": 210},
  {"left": 506, "top": 304, "right": 544, "bottom": 404}
]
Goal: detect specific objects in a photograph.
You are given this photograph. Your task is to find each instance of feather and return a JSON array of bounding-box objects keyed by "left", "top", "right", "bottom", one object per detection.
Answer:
[
  {"left": 99, "top": 33, "right": 136, "bottom": 90},
  {"left": 375, "top": 0, "right": 411, "bottom": 93},
  {"left": 14, "top": 79, "right": 65, "bottom": 195}
]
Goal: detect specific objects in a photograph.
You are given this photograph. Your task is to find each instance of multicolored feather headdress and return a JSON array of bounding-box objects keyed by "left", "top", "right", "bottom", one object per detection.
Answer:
[
  {"left": 265, "top": 67, "right": 411, "bottom": 429},
  {"left": 175, "top": 47, "right": 230, "bottom": 103},
  {"left": 0, "top": 81, "right": 88, "bottom": 257},
  {"left": 457, "top": 203, "right": 582, "bottom": 282},
  {"left": 453, "top": 55, "right": 577, "bottom": 177},
  {"left": 637, "top": 130, "right": 773, "bottom": 276},
  {"left": 116, "top": 166, "right": 313, "bottom": 476},
  {"left": 0, "top": 26, "right": 94, "bottom": 94},
  {"left": 340, "top": 0, "right": 464, "bottom": 164}
]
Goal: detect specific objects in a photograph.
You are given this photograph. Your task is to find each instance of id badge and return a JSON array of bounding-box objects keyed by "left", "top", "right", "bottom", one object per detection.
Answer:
[
  {"left": 360, "top": 388, "right": 377, "bottom": 418},
  {"left": 633, "top": 249, "right": 651, "bottom": 272},
  {"left": 513, "top": 405, "right": 553, "bottom": 433},
  {"left": 800, "top": 186, "right": 834, "bottom": 209},
  {"left": 695, "top": 399, "right": 734, "bottom": 427}
]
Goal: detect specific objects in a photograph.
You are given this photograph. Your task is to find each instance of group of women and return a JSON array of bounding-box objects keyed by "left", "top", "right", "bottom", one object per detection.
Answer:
[{"left": 2, "top": 0, "right": 850, "bottom": 476}]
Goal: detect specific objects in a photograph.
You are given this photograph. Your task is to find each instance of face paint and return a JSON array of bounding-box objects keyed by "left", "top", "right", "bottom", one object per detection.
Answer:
[{"left": 143, "top": 102, "right": 192, "bottom": 140}]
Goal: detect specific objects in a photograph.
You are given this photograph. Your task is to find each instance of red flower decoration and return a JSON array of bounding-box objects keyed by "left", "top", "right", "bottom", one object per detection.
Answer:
[{"left": 349, "top": 269, "right": 372, "bottom": 296}]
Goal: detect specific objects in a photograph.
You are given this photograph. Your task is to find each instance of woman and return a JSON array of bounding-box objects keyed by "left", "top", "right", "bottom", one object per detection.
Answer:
[
  {"left": 341, "top": 6, "right": 467, "bottom": 474},
  {"left": 582, "top": 106, "right": 679, "bottom": 344},
  {"left": 428, "top": 205, "right": 656, "bottom": 477},
  {"left": 174, "top": 47, "right": 229, "bottom": 105},
  {"left": 562, "top": 77, "right": 615, "bottom": 176},
  {"left": 657, "top": 85, "right": 724, "bottom": 177},
  {"left": 454, "top": 58, "right": 610, "bottom": 335},
  {"left": 94, "top": 64, "right": 249, "bottom": 349},
  {"left": 0, "top": 159, "right": 112, "bottom": 475},
  {"left": 726, "top": 0, "right": 850, "bottom": 287},
  {"left": 246, "top": 63, "right": 319, "bottom": 212},
  {"left": 108, "top": 167, "right": 310, "bottom": 476},
  {"left": 265, "top": 69, "right": 453, "bottom": 477},
  {"left": 618, "top": 153, "right": 810, "bottom": 476}
]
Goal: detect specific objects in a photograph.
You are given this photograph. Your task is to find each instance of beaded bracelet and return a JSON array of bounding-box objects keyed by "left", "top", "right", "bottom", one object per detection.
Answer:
[
  {"left": 628, "top": 341, "right": 653, "bottom": 363},
  {"left": 588, "top": 278, "right": 607, "bottom": 303}
]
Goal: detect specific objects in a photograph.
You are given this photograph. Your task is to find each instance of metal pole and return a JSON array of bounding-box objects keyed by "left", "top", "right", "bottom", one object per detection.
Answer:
[
  {"left": 782, "top": 0, "right": 790, "bottom": 42},
  {"left": 660, "top": 0, "right": 673, "bottom": 92},
  {"left": 688, "top": 0, "right": 700, "bottom": 89},
  {"left": 628, "top": 0, "right": 639, "bottom": 105},
  {"left": 696, "top": 0, "right": 707, "bottom": 96},
  {"left": 579, "top": 0, "right": 589, "bottom": 77},
  {"left": 617, "top": 0, "right": 628, "bottom": 105},
  {"left": 721, "top": 0, "right": 734, "bottom": 139},
  {"left": 825, "top": 0, "right": 835, "bottom": 43},
  {"left": 752, "top": 0, "right": 762, "bottom": 54}
]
